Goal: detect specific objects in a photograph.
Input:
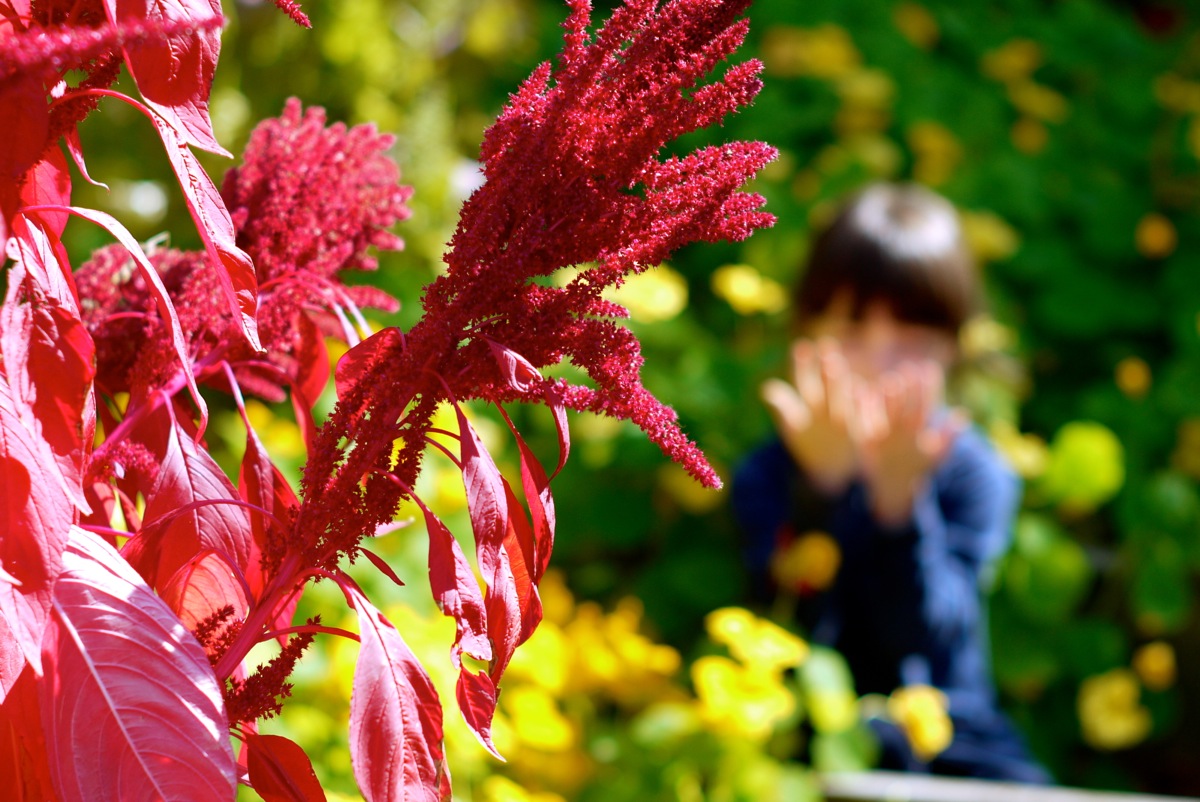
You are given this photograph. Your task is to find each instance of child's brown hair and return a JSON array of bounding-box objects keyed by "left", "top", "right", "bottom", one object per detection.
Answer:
[{"left": 795, "top": 183, "right": 979, "bottom": 337}]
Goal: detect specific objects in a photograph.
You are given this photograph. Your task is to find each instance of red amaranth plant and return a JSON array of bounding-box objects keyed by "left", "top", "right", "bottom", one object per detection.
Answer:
[{"left": 0, "top": 0, "right": 775, "bottom": 799}]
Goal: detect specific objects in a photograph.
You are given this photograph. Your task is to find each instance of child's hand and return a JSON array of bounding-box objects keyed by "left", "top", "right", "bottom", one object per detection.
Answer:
[
  {"left": 761, "top": 339, "right": 860, "bottom": 495},
  {"left": 856, "top": 360, "right": 965, "bottom": 528}
]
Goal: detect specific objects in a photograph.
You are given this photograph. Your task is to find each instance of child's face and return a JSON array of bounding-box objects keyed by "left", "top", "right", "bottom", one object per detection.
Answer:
[{"left": 804, "top": 291, "right": 956, "bottom": 381}]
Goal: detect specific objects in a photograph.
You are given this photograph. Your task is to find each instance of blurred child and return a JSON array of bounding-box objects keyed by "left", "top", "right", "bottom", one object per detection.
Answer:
[{"left": 732, "top": 183, "right": 1050, "bottom": 782}]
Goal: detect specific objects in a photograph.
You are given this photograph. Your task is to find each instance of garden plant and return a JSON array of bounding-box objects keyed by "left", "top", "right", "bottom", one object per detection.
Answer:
[{"left": 0, "top": 0, "right": 779, "bottom": 798}]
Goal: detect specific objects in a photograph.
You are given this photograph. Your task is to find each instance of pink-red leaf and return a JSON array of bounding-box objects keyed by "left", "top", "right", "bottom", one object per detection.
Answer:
[
  {"left": 418, "top": 499, "right": 490, "bottom": 665},
  {"left": 2, "top": 218, "right": 96, "bottom": 514},
  {"left": 0, "top": 73, "right": 47, "bottom": 249},
  {"left": 122, "top": 401, "right": 252, "bottom": 589},
  {"left": 455, "top": 406, "right": 524, "bottom": 684},
  {"left": 104, "top": 0, "right": 227, "bottom": 155},
  {"left": 455, "top": 668, "right": 501, "bottom": 760},
  {"left": 40, "top": 526, "right": 236, "bottom": 802},
  {"left": 82, "top": 88, "right": 261, "bottom": 352},
  {"left": 28, "top": 204, "right": 208, "bottom": 426},
  {"left": 246, "top": 732, "right": 327, "bottom": 802},
  {"left": 0, "top": 375, "right": 73, "bottom": 693},
  {"left": 159, "top": 549, "right": 250, "bottom": 651},
  {"left": 18, "top": 148, "right": 71, "bottom": 237},
  {"left": 348, "top": 585, "right": 450, "bottom": 802}
]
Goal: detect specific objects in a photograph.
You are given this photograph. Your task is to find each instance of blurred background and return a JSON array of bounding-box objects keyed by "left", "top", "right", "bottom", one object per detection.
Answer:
[{"left": 68, "top": 0, "right": 1200, "bottom": 798}]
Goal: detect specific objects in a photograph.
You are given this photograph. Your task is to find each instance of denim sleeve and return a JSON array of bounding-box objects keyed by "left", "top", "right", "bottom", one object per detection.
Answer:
[{"left": 854, "top": 428, "right": 1019, "bottom": 649}]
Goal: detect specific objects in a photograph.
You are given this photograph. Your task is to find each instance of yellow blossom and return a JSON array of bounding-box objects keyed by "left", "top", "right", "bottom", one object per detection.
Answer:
[
  {"left": 843, "top": 134, "right": 903, "bottom": 178},
  {"left": 836, "top": 68, "right": 896, "bottom": 110},
  {"left": 1153, "top": 72, "right": 1200, "bottom": 114},
  {"left": 892, "top": 3, "right": 939, "bottom": 50},
  {"left": 1078, "top": 669, "right": 1152, "bottom": 751},
  {"left": 760, "top": 25, "right": 861, "bottom": 79},
  {"left": 692, "top": 656, "right": 795, "bottom": 741},
  {"left": 1011, "top": 117, "right": 1048, "bottom": 155},
  {"left": 907, "top": 121, "right": 961, "bottom": 186},
  {"left": 478, "top": 775, "right": 568, "bottom": 802},
  {"left": 1135, "top": 212, "right": 1177, "bottom": 259},
  {"left": 960, "top": 211, "right": 1021, "bottom": 263},
  {"left": 706, "top": 607, "right": 810, "bottom": 674},
  {"left": 503, "top": 686, "right": 576, "bottom": 752},
  {"left": 1172, "top": 418, "right": 1200, "bottom": 479},
  {"left": 981, "top": 39, "right": 1043, "bottom": 84},
  {"left": 770, "top": 531, "right": 841, "bottom": 594},
  {"left": 888, "top": 685, "right": 953, "bottom": 762},
  {"left": 1115, "top": 357, "right": 1152, "bottom": 399},
  {"left": 711, "top": 264, "right": 789, "bottom": 315},
  {"left": 1133, "top": 641, "right": 1176, "bottom": 691},
  {"left": 605, "top": 265, "right": 689, "bottom": 323},
  {"left": 989, "top": 421, "right": 1049, "bottom": 480},
  {"left": 658, "top": 462, "right": 726, "bottom": 514},
  {"left": 959, "top": 316, "right": 1016, "bottom": 358},
  {"left": 244, "top": 399, "right": 305, "bottom": 462},
  {"left": 1007, "top": 81, "right": 1069, "bottom": 123}
]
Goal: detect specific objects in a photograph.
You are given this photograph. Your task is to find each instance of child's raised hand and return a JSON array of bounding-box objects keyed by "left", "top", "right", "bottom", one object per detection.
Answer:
[
  {"left": 760, "top": 339, "right": 859, "bottom": 495},
  {"left": 856, "top": 360, "right": 965, "bottom": 528}
]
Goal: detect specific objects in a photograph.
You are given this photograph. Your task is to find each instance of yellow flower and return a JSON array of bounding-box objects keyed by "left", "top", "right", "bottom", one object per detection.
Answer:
[
  {"left": 711, "top": 264, "right": 789, "bottom": 316},
  {"left": 1039, "top": 421, "right": 1124, "bottom": 513},
  {"left": 842, "top": 134, "right": 903, "bottom": 178},
  {"left": 1133, "top": 641, "right": 1176, "bottom": 692},
  {"left": 1010, "top": 117, "right": 1048, "bottom": 155},
  {"left": 503, "top": 686, "right": 575, "bottom": 752},
  {"left": 906, "top": 121, "right": 961, "bottom": 186},
  {"left": 658, "top": 462, "right": 725, "bottom": 514},
  {"left": 981, "top": 39, "right": 1043, "bottom": 84},
  {"left": 705, "top": 607, "right": 810, "bottom": 674},
  {"left": 1153, "top": 72, "right": 1200, "bottom": 114},
  {"left": 691, "top": 656, "right": 795, "bottom": 741},
  {"left": 888, "top": 685, "right": 953, "bottom": 762},
  {"left": 892, "top": 2, "right": 939, "bottom": 50},
  {"left": 1078, "top": 669, "right": 1152, "bottom": 751},
  {"left": 1007, "top": 81, "right": 1069, "bottom": 123},
  {"left": 760, "top": 25, "right": 861, "bottom": 79},
  {"left": 807, "top": 687, "right": 859, "bottom": 733},
  {"left": 1115, "top": 357, "right": 1152, "bottom": 399},
  {"left": 244, "top": 399, "right": 306, "bottom": 462},
  {"left": 836, "top": 69, "right": 896, "bottom": 110},
  {"left": 478, "top": 775, "right": 567, "bottom": 802},
  {"left": 959, "top": 316, "right": 1016, "bottom": 358},
  {"left": 771, "top": 531, "right": 841, "bottom": 594},
  {"left": 1172, "top": 418, "right": 1200, "bottom": 479},
  {"left": 960, "top": 211, "right": 1021, "bottom": 264},
  {"left": 605, "top": 265, "right": 689, "bottom": 323},
  {"left": 1135, "top": 212, "right": 1177, "bottom": 259},
  {"left": 988, "top": 421, "right": 1048, "bottom": 480}
]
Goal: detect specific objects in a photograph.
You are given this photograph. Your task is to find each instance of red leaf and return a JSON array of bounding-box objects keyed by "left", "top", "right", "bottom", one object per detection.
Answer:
[
  {"left": 0, "top": 375, "right": 73, "bottom": 693},
  {"left": 0, "top": 665, "right": 57, "bottom": 801},
  {"left": 235, "top": 395, "right": 298, "bottom": 604},
  {"left": 29, "top": 204, "right": 208, "bottom": 427},
  {"left": 104, "top": 0, "right": 228, "bottom": 156},
  {"left": 455, "top": 406, "right": 524, "bottom": 684},
  {"left": 122, "top": 402, "right": 252, "bottom": 590},
  {"left": 159, "top": 549, "right": 250, "bottom": 645},
  {"left": 2, "top": 218, "right": 96, "bottom": 515},
  {"left": 40, "top": 526, "right": 236, "bottom": 801},
  {"left": 455, "top": 668, "right": 501, "bottom": 760},
  {"left": 291, "top": 313, "right": 331, "bottom": 449},
  {"left": 0, "top": 73, "right": 47, "bottom": 249},
  {"left": 64, "top": 128, "right": 107, "bottom": 190},
  {"left": 498, "top": 406, "right": 556, "bottom": 583},
  {"left": 246, "top": 732, "right": 327, "bottom": 802},
  {"left": 86, "top": 88, "right": 262, "bottom": 352},
  {"left": 348, "top": 586, "right": 450, "bottom": 802},
  {"left": 419, "top": 501, "right": 490, "bottom": 665},
  {"left": 18, "top": 148, "right": 71, "bottom": 237},
  {"left": 360, "top": 546, "right": 405, "bottom": 587}
]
